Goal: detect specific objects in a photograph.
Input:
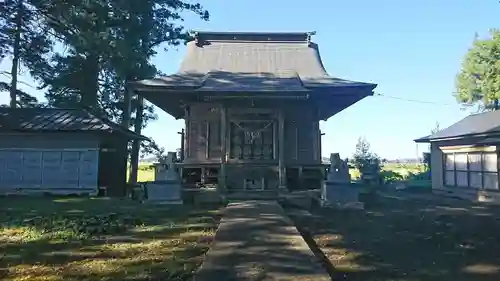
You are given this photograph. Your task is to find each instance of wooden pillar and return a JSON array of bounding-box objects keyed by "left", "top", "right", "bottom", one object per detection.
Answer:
[
  {"left": 320, "top": 130, "right": 325, "bottom": 162},
  {"left": 294, "top": 125, "right": 299, "bottom": 160},
  {"left": 278, "top": 109, "right": 286, "bottom": 190},
  {"left": 128, "top": 95, "right": 143, "bottom": 185},
  {"left": 312, "top": 121, "right": 319, "bottom": 162},
  {"left": 219, "top": 105, "right": 227, "bottom": 191},
  {"left": 184, "top": 106, "right": 190, "bottom": 159},
  {"left": 298, "top": 166, "right": 304, "bottom": 190},
  {"left": 177, "top": 128, "right": 185, "bottom": 162},
  {"left": 201, "top": 167, "right": 206, "bottom": 184}
]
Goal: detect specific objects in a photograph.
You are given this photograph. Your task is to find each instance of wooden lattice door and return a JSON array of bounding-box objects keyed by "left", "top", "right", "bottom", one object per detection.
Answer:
[{"left": 229, "top": 120, "right": 275, "bottom": 160}]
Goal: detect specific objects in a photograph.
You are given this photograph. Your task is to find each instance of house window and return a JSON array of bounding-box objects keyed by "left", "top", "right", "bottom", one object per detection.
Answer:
[{"left": 443, "top": 151, "right": 498, "bottom": 190}]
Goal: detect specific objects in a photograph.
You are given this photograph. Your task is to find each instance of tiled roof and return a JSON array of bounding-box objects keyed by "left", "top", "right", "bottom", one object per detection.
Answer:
[
  {"left": 414, "top": 110, "right": 500, "bottom": 142},
  {"left": 0, "top": 108, "right": 146, "bottom": 139},
  {"left": 132, "top": 31, "right": 376, "bottom": 92}
]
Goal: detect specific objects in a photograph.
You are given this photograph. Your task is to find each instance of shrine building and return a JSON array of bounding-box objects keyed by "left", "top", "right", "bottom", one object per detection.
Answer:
[{"left": 130, "top": 31, "right": 377, "bottom": 192}]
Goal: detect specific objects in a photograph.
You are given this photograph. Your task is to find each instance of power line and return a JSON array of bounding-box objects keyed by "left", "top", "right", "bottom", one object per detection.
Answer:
[{"left": 374, "top": 92, "right": 454, "bottom": 106}]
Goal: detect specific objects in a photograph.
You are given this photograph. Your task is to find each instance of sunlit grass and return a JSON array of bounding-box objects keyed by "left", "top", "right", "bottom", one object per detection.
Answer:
[
  {"left": 0, "top": 197, "right": 222, "bottom": 281},
  {"left": 349, "top": 163, "right": 425, "bottom": 180},
  {"left": 131, "top": 163, "right": 155, "bottom": 182}
]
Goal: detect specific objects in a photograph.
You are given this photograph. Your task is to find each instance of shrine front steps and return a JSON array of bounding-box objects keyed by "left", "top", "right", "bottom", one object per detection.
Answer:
[
  {"left": 193, "top": 200, "right": 330, "bottom": 281},
  {"left": 225, "top": 190, "right": 280, "bottom": 201}
]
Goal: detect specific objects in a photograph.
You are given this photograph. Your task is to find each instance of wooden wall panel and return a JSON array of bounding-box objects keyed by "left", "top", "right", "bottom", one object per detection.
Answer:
[
  {"left": 185, "top": 102, "right": 321, "bottom": 164},
  {"left": 284, "top": 104, "right": 319, "bottom": 164},
  {"left": 207, "top": 120, "right": 222, "bottom": 159},
  {"left": 186, "top": 103, "right": 222, "bottom": 161}
]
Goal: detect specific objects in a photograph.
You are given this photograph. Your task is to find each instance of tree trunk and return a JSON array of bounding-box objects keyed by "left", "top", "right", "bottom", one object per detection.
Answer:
[
  {"left": 9, "top": 0, "right": 23, "bottom": 108},
  {"left": 81, "top": 54, "right": 99, "bottom": 109},
  {"left": 128, "top": 96, "right": 143, "bottom": 185}
]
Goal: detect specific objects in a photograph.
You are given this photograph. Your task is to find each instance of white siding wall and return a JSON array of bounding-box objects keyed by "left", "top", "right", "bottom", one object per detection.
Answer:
[
  {"left": 431, "top": 143, "right": 500, "bottom": 203},
  {"left": 0, "top": 133, "right": 100, "bottom": 195}
]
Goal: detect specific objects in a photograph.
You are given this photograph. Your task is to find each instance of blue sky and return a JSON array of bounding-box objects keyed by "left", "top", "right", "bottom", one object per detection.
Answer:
[{"left": 1, "top": 0, "right": 499, "bottom": 159}]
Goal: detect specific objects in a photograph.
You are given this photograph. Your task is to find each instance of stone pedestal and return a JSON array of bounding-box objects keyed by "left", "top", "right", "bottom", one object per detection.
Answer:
[
  {"left": 145, "top": 151, "right": 182, "bottom": 204},
  {"left": 321, "top": 182, "right": 363, "bottom": 209},
  {"left": 321, "top": 153, "right": 363, "bottom": 210},
  {"left": 145, "top": 180, "right": 182, "bottom": 204}
]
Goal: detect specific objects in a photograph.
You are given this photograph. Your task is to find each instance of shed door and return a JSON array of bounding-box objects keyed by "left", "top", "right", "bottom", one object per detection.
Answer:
[
  {"left": 0, "top": 151, "right": 24, "bottom": 188},
  {"left": 0, "top": 150, "right": 99, "bottom": 193}
]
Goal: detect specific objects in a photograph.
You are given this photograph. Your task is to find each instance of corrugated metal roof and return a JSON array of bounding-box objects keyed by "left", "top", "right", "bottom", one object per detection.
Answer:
[
  {"left": 414, "top": 110, "right": 500, "bottom": 142},
  {"left": 132, "top": 31, "right": 377, "bottom": 92},
  {"left": 0, "top": 108, "right": 147, "bottom": 139}
]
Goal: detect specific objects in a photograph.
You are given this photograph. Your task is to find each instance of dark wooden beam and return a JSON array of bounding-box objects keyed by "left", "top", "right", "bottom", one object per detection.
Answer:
[
  {"left": 177, "top": 128, "right": 185, "bottom": 162},
  {"left": 219, "top": 105, "right": 228, "bottom": 191},
  {"left": 278, "top": 108, "right": 286, "bottom": 190}
]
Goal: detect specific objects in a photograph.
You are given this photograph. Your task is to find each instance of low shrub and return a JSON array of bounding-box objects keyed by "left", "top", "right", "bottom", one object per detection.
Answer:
[{"left": 380, "top": 170, "right": 405, "bottom": 184}]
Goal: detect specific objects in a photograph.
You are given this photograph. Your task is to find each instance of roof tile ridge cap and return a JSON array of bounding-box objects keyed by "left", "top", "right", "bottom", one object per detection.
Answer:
[{"left": 205, "top": 39, "right": 309, "bottom": 43}]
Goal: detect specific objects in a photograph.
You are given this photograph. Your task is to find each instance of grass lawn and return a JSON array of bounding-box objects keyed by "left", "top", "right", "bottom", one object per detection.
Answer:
[
  {"left": 0, "top": 197, "right": 222, "bottom": 281},
  {"left": 288, "top": 195, "right": 500, "bottom": 281},
  {"left": 349, "top": 163, "right": 425, "bottom": 180},
  {"left": 137, "top": 164, "right": 155, "bottom": 182}
]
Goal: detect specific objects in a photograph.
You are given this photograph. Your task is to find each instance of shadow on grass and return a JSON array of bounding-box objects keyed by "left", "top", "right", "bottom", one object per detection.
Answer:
[
  {"left": 287, "top": 195, "right": 500, "bottom": 281},
  {"left": 0, "top": 197, "right": 223, "bottom": 281}
]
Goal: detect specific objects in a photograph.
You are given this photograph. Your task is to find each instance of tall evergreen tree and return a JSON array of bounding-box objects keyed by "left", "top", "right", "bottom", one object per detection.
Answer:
[
  {"left": 0, "top": 0, "right": 53, "bottom": 107},
  {"left": 34, "top": 0, "right": 208, "bottom": 123}
]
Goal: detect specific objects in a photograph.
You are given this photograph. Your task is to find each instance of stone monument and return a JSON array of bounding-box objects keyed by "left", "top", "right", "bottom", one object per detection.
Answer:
[
  {"left": 153, "top": 161, "right": 168, "bottom": 181},
  {"left": 321, "top": 153, "right": 363, "bottom": 209},
  {"left": 145, "top": 152, "right": 182, "bottom": 204}
]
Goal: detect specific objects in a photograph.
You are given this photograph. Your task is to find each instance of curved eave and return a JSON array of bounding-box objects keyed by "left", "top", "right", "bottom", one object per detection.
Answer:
[
  {"left": 414, "top": 137, "right": 431, "bottom": 143},
  {"left": 130, "top": 77, "right": 377, "bottom": 93},
  {"left": 414, "top": 132, "right": 500, "bottom": 144},
  {"left": 131, "top": 80, "right": 377, "bottom": 120},
  {"left": 314, "top": 85, "right": 376, "bottom": 120}
]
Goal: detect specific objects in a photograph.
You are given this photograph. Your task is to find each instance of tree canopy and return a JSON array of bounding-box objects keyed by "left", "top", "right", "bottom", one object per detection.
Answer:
[
  {"left": 455, "top": 29, "right": 500, "bottom": 111},
  {"left": 0, "top": 0, "right": 53, "bottom": 107},
  {"left": 352, "top": 136, "right": 381, "bottom": 175},
  {"left": 0, "top": 0, "right": 209, "bottom": 156}
]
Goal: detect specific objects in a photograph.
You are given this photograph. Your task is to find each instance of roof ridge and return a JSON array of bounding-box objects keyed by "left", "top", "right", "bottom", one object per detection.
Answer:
[
  {"left": 193, "top": 31, "right": 316, "bottom": 44},
  {"left": 192, "top": 31, "right": 315, "bottom": 36}
]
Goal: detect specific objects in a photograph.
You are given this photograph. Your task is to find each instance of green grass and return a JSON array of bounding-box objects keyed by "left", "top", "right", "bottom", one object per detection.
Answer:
[
  {"left": 137, "top": 163, "right": 155, "bottom": 182},
  {"left": 288, "top": 196, "right": 500, "bottom": 281},
  {"left": 0, "top": 197, "right": 222, "bottom": 281},
  {"left": 126, "top": 163, "right": 155, "bottom": 182},
  {"left": 137, "top": 162, "right": 426, "bottom": 183},
  {"left": 349, "top": 163, "right": 426, "bottom": 180}
]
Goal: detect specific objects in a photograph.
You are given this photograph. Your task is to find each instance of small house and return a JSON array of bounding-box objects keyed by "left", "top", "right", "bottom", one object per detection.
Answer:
[
  {"left": 415, "top": 111, "right": 500, "bottom": 203},
  {"left": 0, "top": 108, "right": 146, "bottom": 196}
]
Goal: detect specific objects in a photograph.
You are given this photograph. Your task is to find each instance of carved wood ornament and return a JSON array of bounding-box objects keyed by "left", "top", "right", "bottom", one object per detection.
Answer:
[{"left": 230, "top": 120, "right": 273, "bottom": 143}]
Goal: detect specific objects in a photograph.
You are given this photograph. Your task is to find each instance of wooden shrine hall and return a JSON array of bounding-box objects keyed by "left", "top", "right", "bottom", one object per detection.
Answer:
[{"left": 130, "top": 31, "right": 377, "bottom": 192}]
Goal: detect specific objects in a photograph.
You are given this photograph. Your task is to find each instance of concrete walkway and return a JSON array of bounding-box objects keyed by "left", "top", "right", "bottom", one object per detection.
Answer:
[{"left": 194, "top": 200, "right": 330, "bottom": 281}]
